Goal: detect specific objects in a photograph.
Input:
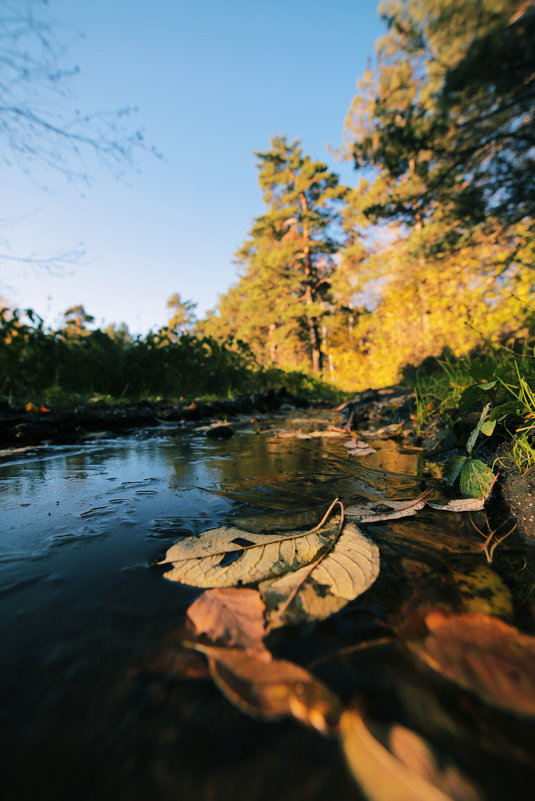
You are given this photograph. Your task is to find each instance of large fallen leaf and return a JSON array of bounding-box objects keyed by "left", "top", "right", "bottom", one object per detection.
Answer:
[
  {"left": 408, "top": 612, "right": 535, "bottom": 716},
  {"left": 159, "top": 523, "right": 335, "bottom": 587},
  {"left": 186, "top": 642, "right": 342, "bottom": 734},
  {"left": 260, "top": 522, "right": 379, "bottom": 628},
  {"left": 340, "top": 708, "right": 482, "bottom": 801},
  {"left": 346, "top": 496, "right": 428, "bottom": 523},
  {"left": 187, "top": 587, "right": 268, "bottom": 655}
]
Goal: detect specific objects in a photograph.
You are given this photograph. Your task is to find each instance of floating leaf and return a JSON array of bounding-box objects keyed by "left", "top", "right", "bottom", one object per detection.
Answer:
[
  {"left": 426, "top": 472, "right": 496, "bottom": 511},
  {"left": 341, "top": 709, "right": 482, "bottom": 801},
  {"left": 159, "top": 523, "right": 335, "bottom": 587},
  {"left": 187, "top": 588, "right": 268, "bottom": 655},
  {"left": 346, "top": 496, "right": 428, "bottom": 524},
  {"left": 408, "top": 611, "right": 535, "bottom": 716},
  {"left": 186, "top": 643, "right": 342, "bottom": 734},
  {"left": 426, "top": 497, "right": 486, "bottom": 512},
  {"left": 260, "top": 522, "right": 379, "bottom": 628},
  {"left": 459, "top": 460, "right": 494, "bottom": 498}
]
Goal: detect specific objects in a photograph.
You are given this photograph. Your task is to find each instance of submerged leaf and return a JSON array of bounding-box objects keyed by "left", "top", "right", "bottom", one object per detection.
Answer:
[
  {"left": 451, "top": 566, "right": 513, "bottom": 618},
  {"left": 260, "top": 522, "right": 379, "bottom": 628},
  {"left": 159, "top": 524, "right": 334, "bottom": 587},
  {"left": 187, "top": 643, "right": 342, "bottom": 734},
  {"left": 341, "top": 709, "right": 482, "bottom": 801},
  {"left": 408, "top": 611, "right": 535, "bottom": 716},
  {"left": 187, "top": 588, "right": 268, "bottom": 655},
  {"left": 346, "top": 496, "right": 427, "bottom": 523}
]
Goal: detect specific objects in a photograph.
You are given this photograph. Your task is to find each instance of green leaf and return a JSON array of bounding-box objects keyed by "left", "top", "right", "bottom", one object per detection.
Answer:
[
  {"left": 460, "top": 460, "right": 494, "bottom": 498},
  {"left": 442, "top": 456, "right": 468, "bottom": 486},
  {"left": 480, "top": 419, "right": 496, "bottom": 436},
  {"left": 476, "top": 380, "right": 497, "bottom": 390},
  {"left": 466, "top": 403, "right": 491, "bottom": 455},
  {"left": 489, "top": 401, "right": 526, "bottom": 422}
]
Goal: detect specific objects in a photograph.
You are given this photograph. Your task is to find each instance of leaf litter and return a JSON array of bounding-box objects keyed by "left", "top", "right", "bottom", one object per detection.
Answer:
[{"left": 154, "top": 453, "right": 535, "bottom": 800}]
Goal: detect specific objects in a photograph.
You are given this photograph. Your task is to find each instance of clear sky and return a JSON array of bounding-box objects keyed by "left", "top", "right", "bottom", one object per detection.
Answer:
[{"left": 2, "top": 0, "right": 385, "bottom": 335}]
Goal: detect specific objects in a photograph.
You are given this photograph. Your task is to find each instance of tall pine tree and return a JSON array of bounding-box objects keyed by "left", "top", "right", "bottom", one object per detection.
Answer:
[{"left": 209, "top": 137, "right": 347, "bottom": 373}]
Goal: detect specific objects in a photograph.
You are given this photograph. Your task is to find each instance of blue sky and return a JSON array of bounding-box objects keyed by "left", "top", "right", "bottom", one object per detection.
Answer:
[{"left": 2, "top": 0, "right": 385, "bottom": 335}]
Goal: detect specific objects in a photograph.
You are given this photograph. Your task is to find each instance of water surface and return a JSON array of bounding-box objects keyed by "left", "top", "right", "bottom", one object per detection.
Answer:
[{"left": 1, "top": 413, "right": 532, "bottom": 801}]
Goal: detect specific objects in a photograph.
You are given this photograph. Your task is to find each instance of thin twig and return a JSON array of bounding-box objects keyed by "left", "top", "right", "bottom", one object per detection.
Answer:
[{"left": 307, "top": 637, "right": 394, "bottom": 670}]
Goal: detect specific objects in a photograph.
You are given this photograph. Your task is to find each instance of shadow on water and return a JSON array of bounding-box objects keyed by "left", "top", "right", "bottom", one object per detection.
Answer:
[{"left": 1, "top": 412, "right": 533, "bottom": 801}]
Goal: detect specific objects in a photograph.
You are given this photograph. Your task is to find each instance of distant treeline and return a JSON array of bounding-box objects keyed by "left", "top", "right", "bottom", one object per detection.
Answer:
[{"left": 0, "top": 307, "right": 333, "bottom": 404}]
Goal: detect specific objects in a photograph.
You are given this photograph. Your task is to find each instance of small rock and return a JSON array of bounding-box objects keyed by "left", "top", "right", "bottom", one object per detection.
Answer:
[{"left": 206, "top": 424, "right": 234, "bottom": 439}]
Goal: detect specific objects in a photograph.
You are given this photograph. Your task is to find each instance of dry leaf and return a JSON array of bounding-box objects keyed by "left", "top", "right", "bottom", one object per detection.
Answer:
[
  {"left": 340, "top": 709, "right": 482, "bottom": 801},
  {"left": 408, "top": 611, "right": 535, "bottom": 716},
  {"left": 346, "top": 496, "right": 427, "bottom": 523},
  {"left": 187, "top": 587, "right": 268, "bottom": 655},
  {"left": 260, "top": 522, "right": 379, "bottom": 628},
  {"left": 426, "top": 498, "right": 486, "bottom": 512},
  {"left": 187, "top": 643, "right": 342, "bottom": 734},
  {"left": 160, "top": 517, "right": 379, "bottom": 627},
  {"left": 159, "top": 524, "right": 334, "bottom": 587}
]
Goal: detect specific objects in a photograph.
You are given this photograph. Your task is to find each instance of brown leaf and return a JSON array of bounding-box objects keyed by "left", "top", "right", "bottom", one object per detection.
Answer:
[
  {"left": 187, "top": 587, "right": 268, "bottom": 656},
  {"left": 408, "top": 611, "right": 535, "bottom": 716},
  {"left": 346, "top": 495, "right": 428, "bottom": 523},
  {"left": 340, "top": 708, "right": 482, "bottom": 801},
  {"left": 426, "top": 497, "right": 486, "bottom": 512},
  {"left": 186, "top": 643, "right": 342, "bottom": 734}
]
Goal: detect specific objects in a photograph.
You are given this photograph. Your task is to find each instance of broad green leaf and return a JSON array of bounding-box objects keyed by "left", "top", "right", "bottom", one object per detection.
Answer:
[
  {"left": 476, "top": 380, "right": 497, "bottom": 390},
  {"left": 442, "top": 456, "right": 468, "bottom": 486},
  {"left": 260, "top": 522, "right": 379, "bottom": 628},
  {"left": 489, "top": 400, "right": 525, "bottom": 422},
  {"left": 480, "top": 419, "right": 496, "bottom": 436},
  {"left": 159, "top": 524, "right": 334, "bottom": 587},
  {"left": 459, "top": 460, "right": 494, "bottom": 498},
  {"left": 186, "top": 643, "right": 342, "bottom": 733},
  {"left": 466, "top": 403, "right": 491, "bottom": 456},
  {"left": 345, "top": 496, "right": 427, "bottom": 523}
]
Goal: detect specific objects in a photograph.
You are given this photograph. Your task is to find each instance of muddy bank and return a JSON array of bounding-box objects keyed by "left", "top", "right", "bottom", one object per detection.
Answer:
[{"left": 0, "top": 388, "right": 311, "bottom": 448}]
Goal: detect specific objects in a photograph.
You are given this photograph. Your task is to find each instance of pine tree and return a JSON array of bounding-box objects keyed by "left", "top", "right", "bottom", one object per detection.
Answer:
[{"left": 211, "top": 137, "right": 347, "bottom": 373}]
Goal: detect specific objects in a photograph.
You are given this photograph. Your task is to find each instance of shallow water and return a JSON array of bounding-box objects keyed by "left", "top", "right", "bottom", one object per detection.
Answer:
[{"left": 1, "top": 412, "right": 533, "bottom": 801}]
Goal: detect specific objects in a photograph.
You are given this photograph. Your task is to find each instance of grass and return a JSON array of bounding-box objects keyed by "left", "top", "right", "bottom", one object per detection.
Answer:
[{"left": 403, "top": 340, "right": 535, "bottom": 476}]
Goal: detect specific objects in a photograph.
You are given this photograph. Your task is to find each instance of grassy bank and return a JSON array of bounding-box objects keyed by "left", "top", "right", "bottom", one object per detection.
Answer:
[{"left": 402, "top": 338, "right": 535, "bottom": 480}]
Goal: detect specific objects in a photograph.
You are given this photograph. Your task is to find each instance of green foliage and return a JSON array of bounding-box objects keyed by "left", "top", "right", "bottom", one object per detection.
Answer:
[
  {"left": 0, "top": 307, "right": 339, "bottom": 406},
  {"left": 442, "top": 403, "right": 495, "bottom": 497},
  {"left": 203, "top": 136, "right": 347, "bottom": 375}
]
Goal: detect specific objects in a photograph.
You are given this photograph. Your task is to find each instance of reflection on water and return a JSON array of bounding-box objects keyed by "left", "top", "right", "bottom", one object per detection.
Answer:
[{"left": 0, "top": 414, "right": 530, "bottom": 801}]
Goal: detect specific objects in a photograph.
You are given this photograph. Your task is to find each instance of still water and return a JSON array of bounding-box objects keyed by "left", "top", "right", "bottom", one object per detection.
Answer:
[{"left": 1, "top": 413, "right": 532, "bottom": 800}]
